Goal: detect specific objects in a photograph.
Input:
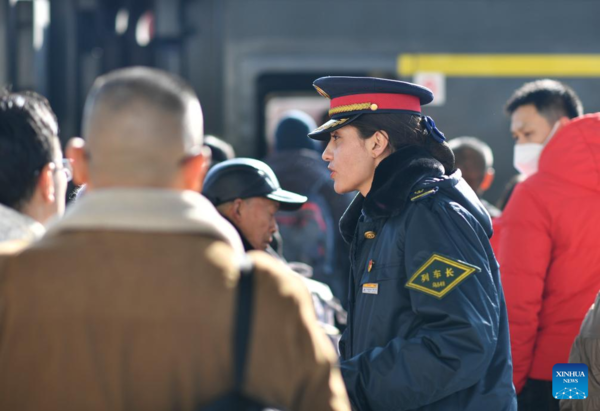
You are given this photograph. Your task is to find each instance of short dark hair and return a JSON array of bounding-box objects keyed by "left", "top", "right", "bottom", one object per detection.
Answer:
[
  {"left": 0, "top": 89, "right": 59, "bottom": 211},
  {"left": 84, "top": 66, "right": 198, "bottom": 131},
  {"left": 83, "top": 67, "right": 201, "bottom": 153},
  {"left": 505, "top": 79, "right": 583, "bottom": 123},
  {"left": 351, "top": 113, "right": 455, "bottom": 174}
]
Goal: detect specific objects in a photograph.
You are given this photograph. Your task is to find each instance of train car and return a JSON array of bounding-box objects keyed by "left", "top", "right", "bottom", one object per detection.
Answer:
[{"left": 2, "top": 0, "right": 600, "bottom": 203}]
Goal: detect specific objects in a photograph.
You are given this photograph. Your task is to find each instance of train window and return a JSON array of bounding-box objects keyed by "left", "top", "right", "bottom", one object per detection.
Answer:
[{"left": 264, "top": 94, "right": 329, "bottom": 153}]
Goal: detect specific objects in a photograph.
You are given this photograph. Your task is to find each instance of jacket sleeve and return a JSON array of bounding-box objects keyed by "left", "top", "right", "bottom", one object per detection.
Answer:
[
  {"left": 244, "top": 252, "right": 351, "bottom": 411},
  {"left": 340, "top": 200, "right": 501, "bottom": 411},
  {"left": 497, "top": 183, "right": 551, "bottom": 393}
]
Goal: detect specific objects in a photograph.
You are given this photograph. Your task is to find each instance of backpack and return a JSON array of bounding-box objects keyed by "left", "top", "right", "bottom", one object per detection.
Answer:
[
  {"left": 198, "top": 258, "right": 283, "bottom": 411},
  {"left": 276, "top": 194, "right": 335, "bottom": 281}
]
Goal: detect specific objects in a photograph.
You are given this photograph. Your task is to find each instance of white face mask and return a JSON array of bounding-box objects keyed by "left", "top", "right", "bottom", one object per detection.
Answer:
[
  {"left": 513, "top": 143, "right": 544, "bottom": 178},
  {"left": 513, "top": 120, "right": 562, "bottom": 178}
]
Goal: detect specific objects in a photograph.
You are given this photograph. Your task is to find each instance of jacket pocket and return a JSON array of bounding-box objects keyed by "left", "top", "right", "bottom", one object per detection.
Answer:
[{"left": 359, "top": 262, "right": 402, "bottom": 286}]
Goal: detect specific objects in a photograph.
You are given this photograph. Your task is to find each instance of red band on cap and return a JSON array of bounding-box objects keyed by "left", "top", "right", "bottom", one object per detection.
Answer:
[{"left": 330, "top": 93, "right": 421, "bottom": 113}]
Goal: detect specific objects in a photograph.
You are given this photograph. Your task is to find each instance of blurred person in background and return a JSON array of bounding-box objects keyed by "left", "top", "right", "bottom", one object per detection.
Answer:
[
  {"left": 0, "top": 89, "right": 70, "bottom": 243},
  {"left": 202, "top": 158, "right": 307, "bottom": 254},
  {"left": 448, "top": 136, "right": 500, "bottom": 219},
  {"left": 204, "top": 134, "right": 235, "bottom": 168},
  {"left": 448, "top": 136, "right": 502, "bottom": 252},
  {"left": 0, "top": 67, "right": 349, "bottom": 411},
  {"left": 309, "top": 76, "right": 516, "bottom": 411},
  {"left": 264, "top": 110, "right": 353, "bottom": 308},
  {"left": 507, "top": 79, "right": 583, "bottom": 179},
  {"left": 499, "top": 79, "right": 596, "bottom": 411}
]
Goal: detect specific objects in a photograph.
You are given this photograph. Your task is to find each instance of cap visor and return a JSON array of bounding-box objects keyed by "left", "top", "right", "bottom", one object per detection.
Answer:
[
  {"left": 266, "top": 189, "right": 307, "bottom": 211},
  {"left": 308, "top": 115, "right": 361, "bottom": 141}
]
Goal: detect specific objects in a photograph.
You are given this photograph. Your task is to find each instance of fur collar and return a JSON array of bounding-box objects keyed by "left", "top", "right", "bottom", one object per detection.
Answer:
[
  {"left": 45, "top": 188, "right": 245, "bottom": 256},
  {"left": 340, "top": 146, "right": 444, "bottom": 244}
]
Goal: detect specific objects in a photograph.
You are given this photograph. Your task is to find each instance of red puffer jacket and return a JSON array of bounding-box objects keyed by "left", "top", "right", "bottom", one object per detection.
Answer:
[{"left": 497, "top": 113, "right": 600, "bottom": 393}]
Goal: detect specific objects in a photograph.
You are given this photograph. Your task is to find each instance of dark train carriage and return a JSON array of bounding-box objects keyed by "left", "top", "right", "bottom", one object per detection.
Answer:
[{"left": 2, "top": 0, "right": 600, "bottom": 203}]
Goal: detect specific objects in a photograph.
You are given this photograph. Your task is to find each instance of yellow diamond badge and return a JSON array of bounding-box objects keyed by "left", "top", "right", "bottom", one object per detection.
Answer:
[{"left": 405, "top": 253, "right": 480, "bottom": 299}]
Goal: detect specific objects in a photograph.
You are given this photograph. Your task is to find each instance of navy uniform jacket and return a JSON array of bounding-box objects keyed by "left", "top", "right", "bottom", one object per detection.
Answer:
[{"left": 338, "top": 147, "right": 516, "bottom": 411}]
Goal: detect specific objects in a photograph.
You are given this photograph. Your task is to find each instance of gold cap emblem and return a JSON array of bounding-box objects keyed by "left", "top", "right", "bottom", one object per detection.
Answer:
[
  {"left": 314, "top": 85, "right": 331, "bottom": 99},
  {"left": 314, "top": 118, "right": 349, "bottom": 132}
]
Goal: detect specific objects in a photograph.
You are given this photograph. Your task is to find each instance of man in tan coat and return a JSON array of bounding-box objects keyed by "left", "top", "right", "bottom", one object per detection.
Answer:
[{"left": 0, "top": 67, "right": 350, "bottom": 411}]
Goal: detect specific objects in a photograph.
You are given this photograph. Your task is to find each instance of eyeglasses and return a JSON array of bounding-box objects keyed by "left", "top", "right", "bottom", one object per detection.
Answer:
[{"left": 52, "top": 159, "right": 73, "bottom": 182}]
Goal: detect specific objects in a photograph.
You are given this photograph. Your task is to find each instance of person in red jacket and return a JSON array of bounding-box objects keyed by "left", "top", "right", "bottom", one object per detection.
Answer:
[{"left": 499, "top": 79, "right": 595, "bottom": 411}]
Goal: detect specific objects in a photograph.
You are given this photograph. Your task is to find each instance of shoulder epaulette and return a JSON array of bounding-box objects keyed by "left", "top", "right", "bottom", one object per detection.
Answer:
[{"left": 410, "top": 187, "right": 438, "bottom": 202}]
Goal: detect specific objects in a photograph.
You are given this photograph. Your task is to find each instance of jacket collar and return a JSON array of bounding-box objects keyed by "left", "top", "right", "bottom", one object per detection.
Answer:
[
  {"left": 223, "top": 216, "right": 255, "bottom": 252},
  {"left": 45, "top": 188, "right": 245, "bottom": 256},
  {"left": 340, "top": 146, "right": 444, "bottom": 244},
  {"left": 0, "top": 203, "right": 45, "bottom": 243}
]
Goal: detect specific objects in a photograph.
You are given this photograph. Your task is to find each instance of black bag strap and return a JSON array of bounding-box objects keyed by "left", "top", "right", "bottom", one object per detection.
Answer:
[{"left": 234, "top": 256, "right": 254, "bottom": 390}]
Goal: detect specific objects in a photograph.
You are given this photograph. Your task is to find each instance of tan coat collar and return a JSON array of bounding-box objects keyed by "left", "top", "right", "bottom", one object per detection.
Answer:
[{"left": 46, "top": 188, "right": 245, "bottom": 255}]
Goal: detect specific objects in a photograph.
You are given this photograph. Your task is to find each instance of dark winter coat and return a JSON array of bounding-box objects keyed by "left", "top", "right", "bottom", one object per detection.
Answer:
[{"left": 339, "top": 146, "right": 516, "bottom": 411}]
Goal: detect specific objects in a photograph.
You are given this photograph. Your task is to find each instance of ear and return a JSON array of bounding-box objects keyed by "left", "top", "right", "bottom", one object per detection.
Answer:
[
  {"left": 370, "top": 130, "right": 390, "bottom": 159},
  {"left": 545, "top": 116, "right": 571, "bottom": 144},
  {"left": 37, "top": 162, "right": 56, "bottom": 204},
  {"left": 66, "top": 137, "right": 90, "bottom": 186},
  {"left": 559, "top": 116, "right": 571, "bottom": 127},
  {"left": 479, "top": 167, "right": 495, "bottom": 192},
  {"left": 230, "top": 198, "right": 244, "bottom": 224},
  {"left": 183, "top": 146, "right": 211, "bottom": 192}
]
